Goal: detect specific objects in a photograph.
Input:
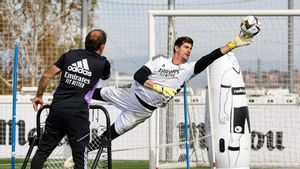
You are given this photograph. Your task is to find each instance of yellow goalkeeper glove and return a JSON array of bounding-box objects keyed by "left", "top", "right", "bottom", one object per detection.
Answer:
[
  {"left": 153, "top": 84, "right": 177, "bottom": 97},
  {"left": 228, "top": 34, "right": 253, "bottom": 50}
]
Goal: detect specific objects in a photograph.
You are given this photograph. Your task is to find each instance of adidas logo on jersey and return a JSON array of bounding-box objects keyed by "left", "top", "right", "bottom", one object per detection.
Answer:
[{"left": 67, "top": 59, "right": 92, "bottom": 76}]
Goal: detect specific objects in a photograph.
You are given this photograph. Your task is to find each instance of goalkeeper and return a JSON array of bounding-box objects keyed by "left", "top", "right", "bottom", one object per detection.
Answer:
[{"left": 88, "top": 33, "right": 253, "bottom": 151}]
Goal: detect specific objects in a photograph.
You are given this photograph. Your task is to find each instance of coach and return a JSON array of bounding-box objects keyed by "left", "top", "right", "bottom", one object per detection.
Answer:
[{"left": 30, "top": 29, "right": 111, "bottom": 169}]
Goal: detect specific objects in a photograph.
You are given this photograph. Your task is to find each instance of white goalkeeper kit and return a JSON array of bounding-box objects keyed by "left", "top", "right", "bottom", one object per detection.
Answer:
[{"left": 100, "top": 55, "right": 196, "bottom": 135}]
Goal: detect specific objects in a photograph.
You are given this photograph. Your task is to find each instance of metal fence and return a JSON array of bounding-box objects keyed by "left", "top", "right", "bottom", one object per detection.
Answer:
[{"left": 1, "top": 1, "right": 300, "bottom": 95}]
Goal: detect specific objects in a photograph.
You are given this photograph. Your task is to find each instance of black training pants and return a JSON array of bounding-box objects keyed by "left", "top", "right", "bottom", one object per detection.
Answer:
[{"left": 30, "top": 109, "right": 90, "bottom": 169}]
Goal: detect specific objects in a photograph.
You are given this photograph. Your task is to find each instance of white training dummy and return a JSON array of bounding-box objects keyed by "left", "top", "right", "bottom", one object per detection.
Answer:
[{"left": 206, "top": 52, "right": 251, "bottom": 169}]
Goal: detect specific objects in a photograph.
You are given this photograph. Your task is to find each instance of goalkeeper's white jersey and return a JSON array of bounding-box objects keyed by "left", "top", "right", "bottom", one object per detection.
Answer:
[{"left": 132, "top": 55, "right": 196, "bottom": 108}]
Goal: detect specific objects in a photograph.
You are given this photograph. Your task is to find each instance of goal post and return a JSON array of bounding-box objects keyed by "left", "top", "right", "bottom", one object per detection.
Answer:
[{"left": 148, "top": 9, "right": 300, "bottom": 169}]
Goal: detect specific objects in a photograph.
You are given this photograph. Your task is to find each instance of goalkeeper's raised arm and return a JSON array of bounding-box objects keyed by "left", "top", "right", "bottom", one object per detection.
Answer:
[{"left": 190, "top": 33, "right": 254, "bottom": 75}]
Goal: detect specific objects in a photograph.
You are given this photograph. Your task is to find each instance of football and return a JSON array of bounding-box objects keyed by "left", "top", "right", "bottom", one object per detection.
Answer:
[{"left": 240, "top": 15, "right": 261, "bottom": 37}]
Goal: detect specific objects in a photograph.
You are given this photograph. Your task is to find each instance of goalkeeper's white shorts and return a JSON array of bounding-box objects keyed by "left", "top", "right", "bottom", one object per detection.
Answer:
[{"left": 99, "top": 86, "right": 153, "bottom": 135}]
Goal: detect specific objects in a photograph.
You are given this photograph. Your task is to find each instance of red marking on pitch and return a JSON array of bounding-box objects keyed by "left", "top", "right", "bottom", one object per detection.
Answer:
[{"left": 213, "top": 162, "right": 216, "bottom": 168}]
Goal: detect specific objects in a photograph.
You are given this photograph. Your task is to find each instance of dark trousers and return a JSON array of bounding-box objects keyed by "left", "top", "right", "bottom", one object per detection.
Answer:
[{"left": 30, "top": 110, "right": 90, "bottom": 169}]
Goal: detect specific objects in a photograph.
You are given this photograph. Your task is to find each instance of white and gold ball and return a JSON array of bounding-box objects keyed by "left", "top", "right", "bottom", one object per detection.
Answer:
[{"left": 240, "top": 15, "right": 261, "bottom": 37}]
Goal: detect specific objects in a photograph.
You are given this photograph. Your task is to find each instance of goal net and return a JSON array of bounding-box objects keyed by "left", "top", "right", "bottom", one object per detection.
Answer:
[{"left": 149, "top": 10, "right": 300, "bottom": 169}]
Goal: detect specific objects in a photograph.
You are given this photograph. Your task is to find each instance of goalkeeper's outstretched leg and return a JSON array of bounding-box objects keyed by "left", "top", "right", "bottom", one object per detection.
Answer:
[{"left": 88, "top": 123, "right": 120, "bottom": 151}]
